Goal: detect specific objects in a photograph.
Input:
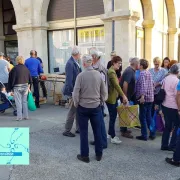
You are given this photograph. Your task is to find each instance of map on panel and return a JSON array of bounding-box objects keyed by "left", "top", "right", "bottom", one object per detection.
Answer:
[{"left": 0, "top": 128, "right": 29, "bottom": 165}]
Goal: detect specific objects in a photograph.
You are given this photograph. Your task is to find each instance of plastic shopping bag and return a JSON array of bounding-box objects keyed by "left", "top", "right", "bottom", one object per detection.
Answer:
[
  {"left": 117, "top": 105, "right": 140, "bottom": 128},
  {"left": 156, "top": 114, "right": 165, "bottom": 132},
  {"left": 150, "top": 111, "right": 157, "bottom": 133},
  {"left": 28, "top": 92, "right": 36, "bottom": 111}
]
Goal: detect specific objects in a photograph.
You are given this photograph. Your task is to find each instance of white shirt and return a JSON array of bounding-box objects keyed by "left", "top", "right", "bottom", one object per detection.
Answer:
[{"left": 0, "top": 59, "right": 10, "bottom": 83}]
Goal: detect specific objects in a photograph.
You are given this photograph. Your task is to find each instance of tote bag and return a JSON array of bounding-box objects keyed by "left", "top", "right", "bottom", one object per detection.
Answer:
[
  {"left": 28, "top": 92, "right": 36, "bottom": 111},
  {"left": 117, "top": 105, "right": 140, "bottom": 128}
]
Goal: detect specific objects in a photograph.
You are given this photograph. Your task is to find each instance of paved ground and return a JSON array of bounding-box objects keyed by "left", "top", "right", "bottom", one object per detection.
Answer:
[{"left": 0, "top": 103, "right": 179, "bottom": 180}]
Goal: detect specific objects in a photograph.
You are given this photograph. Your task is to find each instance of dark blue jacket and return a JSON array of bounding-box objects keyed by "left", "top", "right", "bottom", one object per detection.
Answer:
[
  {"left": 63, "top": 56, "right": 81, "bottom": 97},
  {"left": 25, "top": 57, "right": 43, "bottom": 77}
]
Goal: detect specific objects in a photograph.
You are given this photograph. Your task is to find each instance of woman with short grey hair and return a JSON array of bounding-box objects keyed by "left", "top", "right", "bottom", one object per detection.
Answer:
[
  {"left": 8, "top": 56, "right": 32, "bottom": 121},
  {"left": 161, "top": 64, "right": 180, "bottom": 151}
]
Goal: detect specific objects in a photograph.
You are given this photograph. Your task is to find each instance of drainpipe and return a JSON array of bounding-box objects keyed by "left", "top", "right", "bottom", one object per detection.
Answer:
[
  {"left": 74, "top": 0, "right": 77, "bottom": 45},
  {"left": 112, "top": 0, "right": 115, "bottom": 51}
]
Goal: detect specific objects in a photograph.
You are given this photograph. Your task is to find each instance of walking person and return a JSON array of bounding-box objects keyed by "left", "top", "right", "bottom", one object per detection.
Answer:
[
  {"left": 106, "top": 56, "right": 128, "bottom": 144},
  {"left": 161, "top": 64, "right": 180, "bottom": 151},
  {"left": 8, "top": 56, "right": 32, "bottom": 121},
  {"left": 0, "top": 52, "right": 10, "bottom": 90},
  {"left": 63, "top": 47, "right": 81, "bottom": 137},
  {"left": 136, "top": 59, "right": 155, "bottom": 141},
  {"left": 166, "top": 80, "right": 180, "bottom": 167},
  {"left": 25, "top": 50, "right": 43, "bottom": 108},
  {"left": 89, "top": 48, "right": 108, "bottom": 148},
  {"left": 73, "top": 55, "right": 107, "bottom": 163},
  {"left": 120, "top": 57, "right": 139, "bottom": 138}
]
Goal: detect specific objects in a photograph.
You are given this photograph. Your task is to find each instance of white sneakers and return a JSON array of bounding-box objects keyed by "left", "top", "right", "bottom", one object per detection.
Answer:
[
  {"left": 107, "top": 134, "right": 111, "bottom": 139},
  {"left": 107, "top": 134, "right": 122, "bottom": 144},
  {"left": 111, "top": 136, "right": 122, "bottom": 144}
]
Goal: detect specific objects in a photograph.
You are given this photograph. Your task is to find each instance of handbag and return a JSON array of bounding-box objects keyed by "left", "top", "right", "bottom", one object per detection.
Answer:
[
  {"left": 117, "top": 105, "right": 140, "bottom": 128},
  {"left": 155, "top": 80, "right": 166, "bottom": 104},
  {"left": 27, "top": 92, "right": 36, "bottom": 111},
  {"left": 155, "top": 89, "right": 166, "bottom": 104}
]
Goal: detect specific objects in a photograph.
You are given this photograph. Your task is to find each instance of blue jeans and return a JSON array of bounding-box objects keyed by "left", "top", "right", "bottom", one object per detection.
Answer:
[
  {"left": 173, "top": 132, "right": 180, "bottom": 162},
  {"left": 106, "top": 102, "right": 118, "bottom": 138},
  {"left": 161, "top": 105, "right": 180, "bottom": 149},
  {"left": 77, "top": 105, "right": 103, "bottom": 157},
  {"left": 139, "top": 102, "right": 155, "bottom": 138}
]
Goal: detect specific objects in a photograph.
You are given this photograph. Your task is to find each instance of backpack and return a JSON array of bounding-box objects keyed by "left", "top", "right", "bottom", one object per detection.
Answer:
[{"left": 93, "top": 67, "right": 110, "bottom": 93}]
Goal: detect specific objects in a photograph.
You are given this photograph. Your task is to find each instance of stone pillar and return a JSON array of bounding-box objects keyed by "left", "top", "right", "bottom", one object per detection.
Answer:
[
  {"left": 104, "top": 20, "right": 112, "bottom": 64},
  {"left": 114, "top": 11, "right": 139, "bottom": 69},
  {"left": 142, "top": 20, "right": 155, "bottom": 66},
  {"left": 168, "top": 28, "right": 178, "bottom": 60},
  {"left": 13, "top": 24, "right": 49, "bottom": 73}
]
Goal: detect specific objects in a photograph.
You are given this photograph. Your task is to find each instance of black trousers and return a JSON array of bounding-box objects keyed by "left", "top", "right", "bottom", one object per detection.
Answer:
[
  {"left": 40, "top": 81, "right": 47, "bottom": 98},
  {"left": 31, "top": 76, "right": 40, "bottom": 105}
]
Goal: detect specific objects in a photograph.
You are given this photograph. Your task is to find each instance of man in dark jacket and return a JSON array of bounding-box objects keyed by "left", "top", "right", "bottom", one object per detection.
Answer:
[{"left": 63, "top": 47, "right": 82, "bottom": 137}]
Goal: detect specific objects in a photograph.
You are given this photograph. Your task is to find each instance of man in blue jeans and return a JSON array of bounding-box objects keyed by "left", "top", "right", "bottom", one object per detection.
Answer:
[
  {"left": 73, "top": 55, "right": 107, "bottom": 163},
  {"left": 89, "top": 48, "right": 108, "bottom": 148},
  {"left": 135, "top": 59, "right": 155, "bottom": 141},
  {"left": 165, "top": 81, "right": 180, "bottom": 167}
]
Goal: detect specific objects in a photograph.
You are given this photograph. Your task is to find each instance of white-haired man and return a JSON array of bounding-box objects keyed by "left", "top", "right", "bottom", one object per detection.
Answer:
[
  {"left": 73, "top": 55, "right": 107, "bottom": 163},
  {"left": 120, "top": 57, "right": 140, "bottom": 138},
  {"left": 63, "top": 47, "right": 82, "bottom": 137},
  {"left": 89, "top": 48, "right": 108, "bottom": 149}
]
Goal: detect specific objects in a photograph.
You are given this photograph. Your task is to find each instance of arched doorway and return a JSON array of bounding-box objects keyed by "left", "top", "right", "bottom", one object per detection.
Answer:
[{"left": 0, "top": 0, "right": 18, "bottom": 64}]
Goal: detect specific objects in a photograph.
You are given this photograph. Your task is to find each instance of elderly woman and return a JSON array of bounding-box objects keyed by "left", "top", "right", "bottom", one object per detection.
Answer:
[
  {"left": 106, "top": 56, "right": 128, "bottom": 144},
  {"left": 149, "top": 57, "right": 167, "bottom": 98},
  {"left": 161, "top": 64, "right": 180, "bottom": 151},
  {"left": 8, "top": 56, "right": 32, "bottom": 121}
]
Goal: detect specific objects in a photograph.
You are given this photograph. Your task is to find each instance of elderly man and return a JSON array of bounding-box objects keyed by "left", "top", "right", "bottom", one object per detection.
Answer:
[
  {"left": 25, "top": 50, "right": 43, "bottom": 108},
  {"left": 63, "top": 47, "right": 82, "bottom": 137},
  {"left": 0, "top": 52, "right": 10, "bottom": 89},
  {"left": 89, "top": 48, "right": 108, "bottom": 149},
  {"left": 73, "top": 55, "right": 107, "bottom": 163},
  {"left": 120, "top": 57, "right": 139, "bottom": 138}
]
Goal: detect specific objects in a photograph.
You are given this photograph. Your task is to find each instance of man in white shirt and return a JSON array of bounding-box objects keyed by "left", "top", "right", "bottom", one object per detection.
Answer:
[{"left": 0, "top": 52, "right": 10, "bottom": 89}]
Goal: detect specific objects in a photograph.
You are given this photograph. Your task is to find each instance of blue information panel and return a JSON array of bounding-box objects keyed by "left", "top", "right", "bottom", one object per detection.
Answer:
[{"left": 0, "top": 128, "right": 29, "bottom": 165}]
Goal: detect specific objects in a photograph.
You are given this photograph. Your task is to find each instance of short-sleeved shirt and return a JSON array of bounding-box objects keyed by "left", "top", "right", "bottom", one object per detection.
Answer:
[
  {"left": 120, "top": 66, "right": 135, "bottom": 100},
  {"left": 177, "top": 81, "right": 180, "bottom": 91},
  {"left": 0, "top": 59, "right": 10, "bottom": 83}
]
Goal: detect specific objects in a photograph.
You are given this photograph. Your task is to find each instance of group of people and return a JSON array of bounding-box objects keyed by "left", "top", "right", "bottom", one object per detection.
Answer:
[
  {"left": 0, "top": 50, "right": 47, "bottom": 120},
  {"left": 62, "top": 47, "right": 180, "bottom": 166}
]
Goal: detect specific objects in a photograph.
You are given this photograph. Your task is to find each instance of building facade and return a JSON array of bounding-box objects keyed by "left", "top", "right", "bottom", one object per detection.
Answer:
[{"left": 0, "top": 0, "right": 180, "bottom": 73}]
